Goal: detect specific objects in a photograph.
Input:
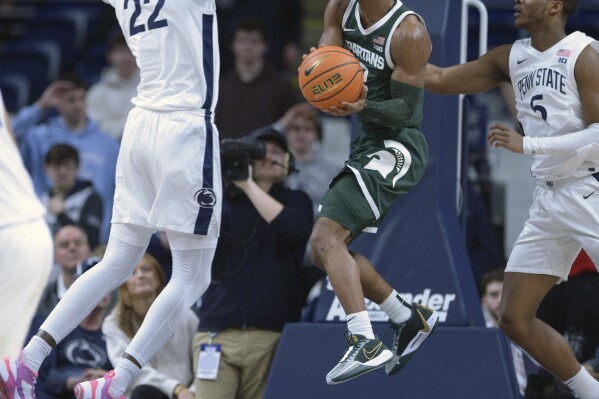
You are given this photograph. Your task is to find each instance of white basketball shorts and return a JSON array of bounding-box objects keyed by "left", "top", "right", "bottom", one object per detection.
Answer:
[
  {"left": 506, "top": 173, "right": 599, "bottom": 281},
  {"left": 113, "top": 107, "right": 222, "bottom": 236}
]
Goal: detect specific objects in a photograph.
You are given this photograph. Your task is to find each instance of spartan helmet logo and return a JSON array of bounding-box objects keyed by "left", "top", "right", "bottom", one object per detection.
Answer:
[
  {"left": 195, "top": 188, "right": 217, "bottom": 208},
  {"left": 364, "top": 140, "right": 412, "bottom": 187}
]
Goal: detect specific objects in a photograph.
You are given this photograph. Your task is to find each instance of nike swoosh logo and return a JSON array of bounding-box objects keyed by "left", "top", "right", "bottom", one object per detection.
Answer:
[
  {"left": 583, "top": 191, "right": 596, "bottom": 199},
  {"left": 517, "top": 58, "right": 528, "bottom": 64},
  {"left": 304, "top": 55, "right": 330, "bottom": 77},
  {"left": 362, "top": 341, "right": 382, "bottom": 360},
  {"left": 417, "top": 309, "right": 431, "bottom": 333}
]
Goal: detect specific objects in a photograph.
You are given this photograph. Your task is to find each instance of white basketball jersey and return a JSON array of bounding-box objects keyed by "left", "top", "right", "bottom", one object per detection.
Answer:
[
  {"left": 510, "top": 31, "right": 597, "bottom": 182},
  {"left": 0, "top": 91, "right": 45, "bottom": 228},
  {"left": 103, "top": 0, "right": 220, "bottom": 113}
]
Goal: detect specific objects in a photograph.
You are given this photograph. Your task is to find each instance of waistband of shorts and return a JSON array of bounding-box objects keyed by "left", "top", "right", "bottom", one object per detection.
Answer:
[
  {"left": 537, "top": 169, "right": 599, "bottom": 188},
  {"left": 135, "top": 105, "right": 214, "bottom": 121}
]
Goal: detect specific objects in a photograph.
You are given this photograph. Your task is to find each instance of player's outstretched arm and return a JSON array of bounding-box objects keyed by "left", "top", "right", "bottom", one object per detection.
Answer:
[{"left": 425, "top": 45, "right": 512, "bottom": 95}]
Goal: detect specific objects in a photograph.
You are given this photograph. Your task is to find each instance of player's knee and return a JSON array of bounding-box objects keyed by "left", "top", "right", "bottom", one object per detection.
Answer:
[
  {"left": 498, "top": 309, "right": 525, "bottom": 340},
  {"left": 309, "top": 232, "right": 337, "bottom": 269}
]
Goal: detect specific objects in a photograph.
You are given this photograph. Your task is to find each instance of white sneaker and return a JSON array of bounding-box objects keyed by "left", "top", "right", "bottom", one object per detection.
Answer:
[{"left": 73, "top": 371, "right": 125, "bottom": 399}]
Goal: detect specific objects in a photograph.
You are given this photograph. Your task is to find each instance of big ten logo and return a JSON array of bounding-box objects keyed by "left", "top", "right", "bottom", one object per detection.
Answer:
[
  {"left": 325, "top": 288, "right": 456, "bottom": 323},
  {"left": 310, "top": 73, "right": 343, "bottom": 97}
]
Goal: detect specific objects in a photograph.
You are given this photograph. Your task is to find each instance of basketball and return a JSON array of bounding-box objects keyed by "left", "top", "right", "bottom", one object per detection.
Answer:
[{"left": 298, "top": 46, "right": 364, "bottom": 110}]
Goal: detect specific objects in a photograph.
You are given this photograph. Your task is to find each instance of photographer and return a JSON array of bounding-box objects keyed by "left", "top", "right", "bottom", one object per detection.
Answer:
[{"left": 194, "top": 127, "right": 313, "bottom": 399}]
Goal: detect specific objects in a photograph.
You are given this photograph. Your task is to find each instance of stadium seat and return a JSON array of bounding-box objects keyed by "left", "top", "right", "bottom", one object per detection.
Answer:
[
  {"left": 0, "top": 40, "right": 61, "bottom": 102},
  {"left": 24, "top": 9, "right": 88, "bottom": 69},
  {"left": 75, "top": 44, "right": 109, "bottom": 86},
  {"left": 0, "top": 74, "right": 30, "bottom": 113}
]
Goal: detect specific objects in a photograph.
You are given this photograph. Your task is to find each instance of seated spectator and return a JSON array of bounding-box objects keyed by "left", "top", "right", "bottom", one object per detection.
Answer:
[
  {"left": 195, "top": 128, "right": 313, "bottom": 399},
  {"left": 479, "top": 268, "right": 529, "bottom": 395},
  {"left": 31, "top": 258, "right": 112, "bottom": 399},
  {"left": 37, "top": 225, "right": 91, "bottom": 317},
  {"left": 11, "top": 76, "right": 119, "bottom": 244},
  {"left": 146, "top": 231, "right": 173, "bottom": 283},
  {"left": 584, "top": 356, "right": 599, "bottom": 380},
  {"left": 479, "top": 268, "right": 504, "bottom": 328},
  {"left": 538, "top": 250, "right": 599, "bottom": 362},
  {"left": 42, "top": 144, "right": 103, "bottom": 249},
  {"left": 103, "top": 253, "right": 197, "bottom": 399},
  {"left": 216, "top": 19, "right": 299, "bottom": 138},
  {"left": 86, "top": 33, "right": 140, "bottom": 141}
]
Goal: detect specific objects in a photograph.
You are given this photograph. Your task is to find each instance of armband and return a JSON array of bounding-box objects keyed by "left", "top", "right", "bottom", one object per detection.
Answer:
[{"left": 359, "top": 80, "right": 424, "bottom": 129}]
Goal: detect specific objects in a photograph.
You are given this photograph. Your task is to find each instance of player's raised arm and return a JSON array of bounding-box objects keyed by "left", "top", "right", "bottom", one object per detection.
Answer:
[
  {"left": 425, "top": 44, "right": 512, "bottom": 95},
  {"left": 319, "top": 0, "right": 346, "bottom": 47}
]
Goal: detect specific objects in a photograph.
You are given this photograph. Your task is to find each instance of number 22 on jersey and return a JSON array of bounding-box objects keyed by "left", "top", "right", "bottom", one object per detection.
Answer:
[{"left": 124, "top": 0, "right": 168, "bottom": 37}]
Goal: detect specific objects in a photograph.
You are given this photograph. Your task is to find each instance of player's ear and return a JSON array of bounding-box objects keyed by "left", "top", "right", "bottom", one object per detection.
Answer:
[{"left": 549, "top": 0, "right": 564, "bottom": 16}]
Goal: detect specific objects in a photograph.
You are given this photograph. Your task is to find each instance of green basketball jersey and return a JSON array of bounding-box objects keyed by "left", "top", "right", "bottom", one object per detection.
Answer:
[
  {"left": 319, "top": 0, "right": 429, "bottom": 237},
  {"left": 342, "top": 0, "right": 425, "bottom": 137}
]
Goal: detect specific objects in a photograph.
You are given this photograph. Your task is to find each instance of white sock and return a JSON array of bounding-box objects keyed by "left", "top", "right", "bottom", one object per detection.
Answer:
[
  {"left": 21, "top": 336, "right": 52, "bottom": 373},
  {"left": 108, "top": 358, "right": 140, "bottom": 398},
  {"left": 379, "top": 290, "right": 412, "bottom": 324},
  {"left": 564, "top": 366, "right": 599, "bottom": 399},
  {"left": 347, "top": 311, "right": 375, "bottom": 340}
]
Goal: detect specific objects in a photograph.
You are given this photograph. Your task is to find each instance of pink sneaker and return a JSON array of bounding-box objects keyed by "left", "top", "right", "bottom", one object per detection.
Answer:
[
  {"left": 73, "top": 371, "right": 125, "bottom": 399},
  {"left": 0, "top": 353, "right": 38, "bottom": 399}
]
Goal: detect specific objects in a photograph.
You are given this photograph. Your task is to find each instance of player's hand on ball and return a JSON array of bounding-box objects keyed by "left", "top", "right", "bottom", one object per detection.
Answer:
[
  {"left": 323, "top": 84, "right": 368, "bottom": 117},
  {"left": 488, "top": 123, "right": 524, "bottom": 153}
]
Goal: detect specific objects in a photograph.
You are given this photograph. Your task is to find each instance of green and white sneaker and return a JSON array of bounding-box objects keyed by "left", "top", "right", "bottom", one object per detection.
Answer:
[
  {"left": 326, "top": 331, "right": 393, "bottom": 385},
  {"left": 385, "top": 303, "right": 439, "bottom": 376}
]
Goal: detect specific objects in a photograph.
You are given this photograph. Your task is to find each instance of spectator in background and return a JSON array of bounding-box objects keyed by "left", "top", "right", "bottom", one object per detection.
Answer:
[
  {"left": 103, "top": 254, "right": 196, "bottom": 399},
  {"left": 216, "top": 0, "right": 302, "bottom": 72},
  {"left": 479, "top": 268, "right": 504, "bottom": 328},
  {"left": 195, "top": 128, "right": 313, "bottom": 399},
  {"left": 37, "top": 225, "right": 91, "bottom": 317},
  {"left": 281, "top": 103, "right": 341, "bottom": 216},
  {"left": 479, "top": 268, "right": 528, "bottom": 395},
  {"left": 86, "top": 33, "right": 140, "bottom": 141},
  {"left": 42, "top": 144, "right": 103, "bottom": 250},
  {"left": 216, "top": 19, "right": 299, "bottom": 139},
  {"left": 146, "top": 231, "right": 173, "bottom": 283},
  {"left": 538, "top": 250, "right": 599, "bottom": 363},
  {"left": 31, "top": 258, "right": 112, "bottom": 399},
  {"left": 11, "top": 76, "right": 119, "bottom": 244}
]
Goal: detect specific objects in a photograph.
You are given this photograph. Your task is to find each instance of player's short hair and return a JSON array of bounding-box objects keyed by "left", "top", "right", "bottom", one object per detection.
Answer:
[
  {"left": 233, "top": 19, "right": 269, "bottom": 43},
  {"left": 561, "top": 0, "right": 579, "bottom": 18},
  {"left": 45, "top": 143, "right": 80, "bottom": 167}
]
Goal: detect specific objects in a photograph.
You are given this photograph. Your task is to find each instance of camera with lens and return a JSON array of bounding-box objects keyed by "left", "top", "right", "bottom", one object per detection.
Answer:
[{"left": 220, "top": 137, "right": 266, "bottom": 182}]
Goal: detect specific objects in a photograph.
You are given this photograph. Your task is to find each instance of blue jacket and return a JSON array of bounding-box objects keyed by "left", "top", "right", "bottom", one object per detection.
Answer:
[
  {"left": 199, "top": 183, "right": 313, "bottom": 332},
  {"left": 12, "top": 104, "right": 119, "bottom": 244}
]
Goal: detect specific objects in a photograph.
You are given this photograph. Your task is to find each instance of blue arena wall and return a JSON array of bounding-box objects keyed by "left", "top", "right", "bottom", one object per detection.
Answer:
[{"left": 265, "top": 324, "right": 522, "bottom": 399}]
